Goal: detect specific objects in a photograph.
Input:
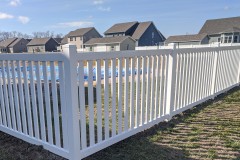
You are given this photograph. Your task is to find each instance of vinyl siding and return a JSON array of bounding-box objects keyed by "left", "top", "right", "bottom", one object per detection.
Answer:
[{"left": 137, "top": 23, "right": 164, "bottom": 46}]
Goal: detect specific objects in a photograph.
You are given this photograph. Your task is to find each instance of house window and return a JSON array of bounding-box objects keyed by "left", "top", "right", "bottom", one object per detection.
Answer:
[
  {"left": 111, "top": 46, "right": 115, "bottom": 51},
  {"left": 90, "top": 46, "right": 93, "bottom": 51},
  {"left": 224, "top": 36, "right": 233, "bottom": 43},
  {"left": 234, "top": 36, "right": 238, "bottom": 43},
  {"left": 152, "top": 32, "right": 154, "bottom": 39},
  {"left": 221, "top": 37, "right": 223, "bottom": 43},
  {"left": 228, "top": 36, "right": 232, "bottom": 43},
  {"left": 218, "top": 37, "right": 221, "bottom": 43},
  {"left": 70, "top": 37, "right": 73, "bottom": 41},
  {"left": 75, "top": 37, "right": 76, "bottom": 41}
]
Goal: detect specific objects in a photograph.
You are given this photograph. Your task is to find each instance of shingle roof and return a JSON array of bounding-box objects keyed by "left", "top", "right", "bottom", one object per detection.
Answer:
[
  {"left": 132, "top": 22, "right": 152, "bottom": 40},
  {"left": 0, "top": 38, "right": 17, "bottom": 48},
  {"left": 53, "top": 38, "right": 63, "bottom": 44},
  {"left": 27, "top": 38, "right": 51, "bottom": 46},
  {"left": 60, "top": 34, "right": 69, "bottom": 44},
  {"left": 104, "top": 21, "right": 138, "bottom": 34},
  {"left": 8, "top": 38, "right": 26, "bottom": 47},
  {"left": 199, "top": 16, "right": 240, "bottom": 35},
  {"left": 84, "top": 36, "right": 135, "bottom": 45},
  {"left": 68, "top": 27, "right": 94, "bottom": 37},
  {"left": 220, "top": 27, "right": 240, "bottom": 34},
  {"left": 165, "top": 34, "right": 208, "bottom": 43}
]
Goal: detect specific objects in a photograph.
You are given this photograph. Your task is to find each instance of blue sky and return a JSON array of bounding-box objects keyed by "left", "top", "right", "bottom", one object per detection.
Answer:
[{"left": 0, "top": 0, "right": 240, "bottom": 37}]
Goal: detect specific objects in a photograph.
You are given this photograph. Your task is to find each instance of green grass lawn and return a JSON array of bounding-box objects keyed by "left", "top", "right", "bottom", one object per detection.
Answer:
[{"left": 0, "top": 87, "right": 240, "bottom": 160}]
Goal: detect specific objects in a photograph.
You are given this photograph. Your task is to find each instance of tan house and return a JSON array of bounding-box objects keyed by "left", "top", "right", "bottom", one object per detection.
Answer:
[
  {"left": 67, "top": 27, "right": 102, "bottom": 52},
  {"left": 0, "top": 38, "right": 28, "bottom": 53},
  {"left": 27, "top": 38, "right": 59, "bottom": 53},
  {"left": 84, "top": 36, "right": 135, "bottom": 52}
]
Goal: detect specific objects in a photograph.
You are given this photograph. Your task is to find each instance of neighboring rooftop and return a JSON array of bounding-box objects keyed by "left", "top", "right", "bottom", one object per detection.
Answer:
[
  {"left": 220, "top": 27, "right": 240, "bottom": 34},
  {"left": 0, "top": 38, "right": 17, "bottom": 47},
  {"left": 60, "top": 34, "right": 69, "bottom": 44},
  {"left": 8, "top": 38, "right": 25, "bottom": 47},
  {"left": 27, "top": 38, "right": 51, "bottom": 46},
  {"left": 132, "top": 21, "right": 152, "bottom": 40},
  {"left": 53, "top": 38, "right": 63, "bottom": 44},
  {"left": 165, "top": 33, "right": 208, "bottom": 43},
  {"left": 104, "top": 21, "right": 138, "bottom": 34},
  {"left": 84, "top": 36, "right": 135, "bottom": 45},
  {"left": 199, "top": 16, "right": 240, "bottom": 35},
  {"left": 68, "top": 27, "right": 94, "bottom": 37}
]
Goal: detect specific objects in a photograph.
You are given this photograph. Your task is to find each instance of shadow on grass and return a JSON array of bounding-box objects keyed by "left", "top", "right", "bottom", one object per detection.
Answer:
[{"left": 85, "top": 86, "right": 240, "bottom": 160}]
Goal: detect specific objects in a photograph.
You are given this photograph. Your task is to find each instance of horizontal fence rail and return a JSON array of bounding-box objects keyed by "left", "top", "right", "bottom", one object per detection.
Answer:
[{"left": 0, "top": 44, "right": 240, "bottom": 160}]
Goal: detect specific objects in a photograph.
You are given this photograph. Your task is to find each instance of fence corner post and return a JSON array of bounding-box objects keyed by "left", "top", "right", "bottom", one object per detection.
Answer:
[
  {"left": 165, "top": 44, "right": 177, "bottom": 120},
  {"left": 62, "top": 44, "right": 81, "bottom": 160},
  {"left": 211, "top": 43, "right": 220, "bottom": 99}
]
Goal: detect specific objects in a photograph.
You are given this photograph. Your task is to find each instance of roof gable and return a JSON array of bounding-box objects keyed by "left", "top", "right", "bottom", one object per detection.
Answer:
[
  {"left": 27, "top": 38, "right": 51, "bottom": 46},
  {"left": 68, "top": 27, "right": 94, "bottom": 37},
  {"left": 8, "top": 38, "right": 26, "bottom": 47},
  {"left": 132, "top": 22, "right": 152, "bottom": 40},
  {"left": 199, "top": 16, "right": 240, "bottom": 35},
  {"left": 104, "top": 21, "right": 138, "bottom": 35},
  {"left": 0, "top": 38, "right": 17, "bottom": 48}
]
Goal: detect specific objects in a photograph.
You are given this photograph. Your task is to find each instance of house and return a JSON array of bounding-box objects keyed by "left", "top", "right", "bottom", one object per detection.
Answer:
[
  {"left": 0, "top": 38, "right": 28, "bottom": 53},
  {"left": 53, "top": 38, "right": 63, "bottom": 45},
  {"left": 84, "top": 36, "right": 135, "bottom": 52},
  {"left": 199, "top": 16, "right": 240, "bottom": 44},
  {"left": 165, "top": 33, "right": 209, "bottom": 46},
  {"left": 57, "top": 34, "right": 69, "bottom": 52},
  {"left": 104, "top": 21, "right": 165, "bottom": 46},
  {"left": 67, "top": 27, "right": 102, "bottom": 51},
  {"left": 27, "top": 37, "right": 59, "bottom": 53}
]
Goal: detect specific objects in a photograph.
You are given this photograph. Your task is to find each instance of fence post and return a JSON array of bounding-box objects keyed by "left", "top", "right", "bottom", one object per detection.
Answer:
[
  {"left": 62, "top": 44, "right": 81, "bottom": 160},
  {"left": 211, "top": 43, "right": 220, "bottom": 98},
  {"left": 237, "top": 48, "right": 240, "bottom": 84},
  {"left": 165, "top": 44, "right": 177, "bottom": 120}
]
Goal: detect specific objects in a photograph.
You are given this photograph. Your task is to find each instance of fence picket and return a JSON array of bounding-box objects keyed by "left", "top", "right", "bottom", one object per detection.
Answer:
[
  {"left": 17, "top": 61, "right": 27, "bottom": 134},
  {"left": 35, "top": 61, "right": 46, "bottom": 141},
  {"left": 104, "top": 59, "right": 109, "bottom": 139},
  {"left": 118, "top": 58, "right": 123, "bottom": 134},
  {"left": 130, "top": 58, "right": 135, "bottom": 129},
  {"left": 50, "top": 62, "right": 60, "bottom": 147},
  {"left": 124, "top": 58, "right": 129, "bottom": 131},
  {"left": 136, "top": 57, "right": 141, "bottom": 126},
  {"left": 111, "top": 59, "right": 117, "bottom": 136},
  {"left": 42, "top": 62, "right": 53, "bottom": 144}
]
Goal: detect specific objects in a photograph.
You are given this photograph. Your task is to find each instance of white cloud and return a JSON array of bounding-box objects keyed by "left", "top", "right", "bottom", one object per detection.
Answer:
[
  {"left": 98, "top": 6, "right": 111, "bottom": 12},
  {"left": 93, "top": 0, "right": 104, "bottom": 5},
  {"left": 224, "top": 6, "right": 230, "bottom": 11},
  {"left": 18, "top": 16, "right": 30, "bottom": 24},
  {"left": 51, "top": 21, "right": 94, "bottom": 28},
  {"left": 0, "top": 12, "right": 14, "bottom": 19},
  {"left": 9, "top": 0, "right": 21, "bottom": 6}
]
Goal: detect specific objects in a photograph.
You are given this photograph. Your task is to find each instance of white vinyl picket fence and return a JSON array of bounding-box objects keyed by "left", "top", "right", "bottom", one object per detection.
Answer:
[{"left": 0, "top": 44, "right": 240, "bottom": 160}]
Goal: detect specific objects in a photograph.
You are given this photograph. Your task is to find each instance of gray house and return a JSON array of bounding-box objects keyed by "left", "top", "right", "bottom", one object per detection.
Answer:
[
  {"left": 199, "top": 16, "right": 240, "bottom": 44},
  {"left": 84, "top": 36, "right": 135, "bottom": 52},
  {"left": 67, "top": 27, "right": 102, "bottom": 51},
  {"left": 0, "top": 38, "right": 28, "bottom": 53},
  {"left": 165, "top": 33, "right": 209, "bottom": 46},
  {"left": 104, "top": 21, "right": 165, "bottom": 46},
  {"left": 27, "top": 38, "right": 59, "bottom": 53}
]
